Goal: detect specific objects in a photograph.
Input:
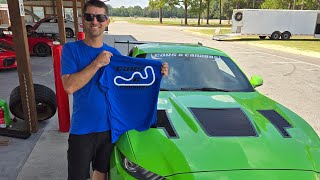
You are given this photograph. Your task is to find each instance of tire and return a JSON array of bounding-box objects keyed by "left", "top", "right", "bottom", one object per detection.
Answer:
[
  {"left": 234, "top": 12, "right": 243, "bottom": 21},
  {"left": 34, "top": 43, "right": 51, "bottom": 57},
  {"left": 270, "top": 31, "right": 281, "bottom": 40},
  {"left": 281, "top": 31, "right": 291, "bottom": 40},
  {"left": 26, "top": 25, "right": 32, "bottom": 32},
  {"left": 259, "top": 36, "right": 266, "bottom": 39},
  {"left": 9, "top": 84, "right": 57, "bottom": 121},
  {"left": 65, "top": 28, "right": 74, "bottom": 38}
]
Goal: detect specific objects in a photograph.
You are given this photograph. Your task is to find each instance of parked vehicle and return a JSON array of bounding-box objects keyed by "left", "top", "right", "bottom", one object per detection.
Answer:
[
  {"left": 0, "top": 40, "right": 16, "bottom": 70},
  {"left": 231, "top": 9, "right": 320, "bottom": 40},
  {"left": 0, "top": 34, "right": 53, "bottom": 57},
  {"left": 27, "top": 16, "right": 83, "bottom": 38},
  {"left": 109, "top": 42, "right": 320, "bottom": 179}
]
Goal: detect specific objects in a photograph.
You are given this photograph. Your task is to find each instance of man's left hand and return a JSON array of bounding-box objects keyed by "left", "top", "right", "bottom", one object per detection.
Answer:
[{"left": 161, "top": 62, "right": 168, "bottom": 77}]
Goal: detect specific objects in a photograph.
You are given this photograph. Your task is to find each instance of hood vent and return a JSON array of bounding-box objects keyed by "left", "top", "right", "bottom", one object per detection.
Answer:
[
  {"left": 258, "top": 110, "right": 293, "bottom": 138},
  {"left": 153, "top": 110, "right": 178, "bottom": 138},
  {"left": 190, "top": 108, "right": 257, "bottom": 137}
]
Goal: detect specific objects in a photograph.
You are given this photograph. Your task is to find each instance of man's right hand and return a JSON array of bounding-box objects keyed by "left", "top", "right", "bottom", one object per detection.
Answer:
[{"left": 95, "top": 50, "right": 113, "bottom": 68}]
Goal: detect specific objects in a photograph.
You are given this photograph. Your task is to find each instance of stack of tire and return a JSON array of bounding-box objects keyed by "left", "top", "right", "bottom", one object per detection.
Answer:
[{"left": 9, "top": 84, "right": 57, "bottom": 121}]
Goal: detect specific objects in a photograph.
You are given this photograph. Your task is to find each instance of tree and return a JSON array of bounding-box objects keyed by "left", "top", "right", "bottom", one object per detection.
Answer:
[
  {"left": 149, "top": 0, "right": 179, "bottom": 23},
  {"left": 205, "top": 0, "right": 212, "bottom": 24},
  {"left": 180, "top": 0, "right": 191, "bottom": 25},
  {"left": 198, "top": 0, "right": 203, "bottom": 25},
  {"left": 189, "top": 0, "right": 206, "bottom": 25},
  {"left": 261, "top": 0, "right": 295, "bottom": 9},
  {"left": 149, "top": 0, "right": 167, "bottom": 23}
]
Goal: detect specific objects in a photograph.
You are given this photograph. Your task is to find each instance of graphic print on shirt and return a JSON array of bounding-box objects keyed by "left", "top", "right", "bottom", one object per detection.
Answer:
[
  {"left": 99, "top": 55, "right": 163, "bottom": 143},
  {"left": 114, "top": 66, "right": 155, "bottom": 86}
]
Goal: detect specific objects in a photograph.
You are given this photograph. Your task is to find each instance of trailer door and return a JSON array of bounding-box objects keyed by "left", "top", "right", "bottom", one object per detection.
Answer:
[{"left": 315, "top": 13, "right": 320, "bottom": 38}]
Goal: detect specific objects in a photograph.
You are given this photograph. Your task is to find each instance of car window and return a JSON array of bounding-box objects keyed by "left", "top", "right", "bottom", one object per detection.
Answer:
[{"left": 145, "top": 53, "right": 254, "bottom": 92}]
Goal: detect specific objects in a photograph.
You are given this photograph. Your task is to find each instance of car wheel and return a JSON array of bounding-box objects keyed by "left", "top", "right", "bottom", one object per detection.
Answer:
[
  {"left": 9, "top": 84, "right": 57, "bottom": 121},
  {"left": 281, "top": 31, "right": 291, "bottom": 40},
  {"left": 34, "top": 43, "right": 51, "bottom": 57},
  {"left": 26, "top": 25, "right": 32, "bottom": 32},
  {"left": 270, "top": 31, "right": 281, "bottom": 40},
  {"left": 65, "top": 28, "right": 74, "bottom": 38},
  {"left": 234, "top": 12, "right": 243, "bottom": 21},
  {"left": 259, "top": 36, "right": 266, "bottom": 40}
]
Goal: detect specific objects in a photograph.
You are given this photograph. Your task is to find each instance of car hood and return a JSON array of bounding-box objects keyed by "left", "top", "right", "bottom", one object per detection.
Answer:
[
  {"left": 0, "top": 50, "right": 15, "bottom": 57},
  {"left": 118, "top": 91, "right": 320, "bottom": 176}
]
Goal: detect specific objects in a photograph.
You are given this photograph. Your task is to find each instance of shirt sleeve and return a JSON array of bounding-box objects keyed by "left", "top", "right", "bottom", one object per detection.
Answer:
[{"left": 61, "top": 43, "right": 78, "bottom": 75}]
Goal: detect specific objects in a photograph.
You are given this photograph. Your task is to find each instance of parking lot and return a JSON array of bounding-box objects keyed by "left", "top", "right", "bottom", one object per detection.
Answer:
[{"left": 0, "top": 22, "right": 319, "bottom": 179}]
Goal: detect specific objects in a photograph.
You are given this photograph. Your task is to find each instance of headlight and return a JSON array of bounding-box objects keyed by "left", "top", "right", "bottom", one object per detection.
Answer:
[{"left": 119, "top": 150, "right": 165, "bottom": 180}]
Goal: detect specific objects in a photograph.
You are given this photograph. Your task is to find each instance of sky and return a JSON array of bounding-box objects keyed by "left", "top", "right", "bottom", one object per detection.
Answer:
[{"left": 108, "top": 0, "right": 149, "bottom": 8}]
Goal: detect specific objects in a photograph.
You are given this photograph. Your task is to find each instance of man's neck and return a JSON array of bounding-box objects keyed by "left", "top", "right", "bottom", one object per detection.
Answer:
[{"left": 83, "top": 36, "right": 103, "bottom": 48}]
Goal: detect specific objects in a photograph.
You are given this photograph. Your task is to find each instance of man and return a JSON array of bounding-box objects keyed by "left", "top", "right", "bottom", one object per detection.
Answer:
[{"left": 61, "top": 1, "right": 168, "bottom": 180}]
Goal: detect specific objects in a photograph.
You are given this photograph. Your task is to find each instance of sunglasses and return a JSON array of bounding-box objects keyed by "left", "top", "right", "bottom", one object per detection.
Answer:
[{"left": 83, "top": 13, "right": 108, "bottom": 22}]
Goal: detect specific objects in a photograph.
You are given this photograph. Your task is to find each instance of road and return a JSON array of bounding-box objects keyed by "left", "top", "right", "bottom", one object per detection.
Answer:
[{"left": 109, "top": 21, "right": 320, "bottom": 135}]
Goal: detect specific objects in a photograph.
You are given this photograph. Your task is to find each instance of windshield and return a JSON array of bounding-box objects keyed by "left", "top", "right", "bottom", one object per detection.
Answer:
[{"left": 145, "top": 53, "right": 254, "bottom": 92}]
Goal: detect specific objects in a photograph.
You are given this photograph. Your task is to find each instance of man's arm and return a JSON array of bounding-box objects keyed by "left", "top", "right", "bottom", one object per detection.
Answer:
[{"left": 62, "top": 50, "right": 113, "bottom": 94}]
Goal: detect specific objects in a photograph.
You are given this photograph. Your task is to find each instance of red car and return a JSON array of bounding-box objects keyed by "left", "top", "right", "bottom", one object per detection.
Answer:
[
  {"left": 0, "top": 39, "right": 16, "bottom": 70},
  {"left": 0, "top": 34, "right": 53, "bottom": 57}
]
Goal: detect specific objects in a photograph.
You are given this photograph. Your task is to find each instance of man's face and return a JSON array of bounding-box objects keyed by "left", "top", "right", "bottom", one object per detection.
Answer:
[{"left": 83, "top": 6, "right": 109, "bottom": 38}]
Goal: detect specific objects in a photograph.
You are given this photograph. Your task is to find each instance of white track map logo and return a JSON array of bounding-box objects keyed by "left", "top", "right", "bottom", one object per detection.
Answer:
[{"left": 114, "top": 66, "right": 155, "bottom": 86}]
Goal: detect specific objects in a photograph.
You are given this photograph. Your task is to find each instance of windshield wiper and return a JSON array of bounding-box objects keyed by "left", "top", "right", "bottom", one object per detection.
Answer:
[
  {"left": 160, "top": 88, "right": 170, "bottom": 91},
  {"left": 180, "top": 87, "right": 230, "bottom": 92}
]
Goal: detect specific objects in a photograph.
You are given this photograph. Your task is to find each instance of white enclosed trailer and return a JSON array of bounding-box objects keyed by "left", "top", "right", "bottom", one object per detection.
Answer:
[{"left": 231, "top": 9, "right": 320, "bottom": 40}]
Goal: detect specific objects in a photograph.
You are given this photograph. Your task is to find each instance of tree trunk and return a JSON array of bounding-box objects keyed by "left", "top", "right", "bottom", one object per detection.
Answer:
[
  {"left": 198, "top": 0, "right": 202, "bottom": 26},
  {"left": 184, "top": 0, "right": 188, "bottom": 25},
  {"left": 219, "top": 0, "right": 222, "bottom": 24},
  {"left": 293, "top": 0, "right": 296, "bottom": 9},
  {"left": 301, "top": 0, "right": 304, "bottom": 9},
  {"left": 206, "top": 0, "right": 210, "bottom": 25},
  {"left": 253, "top": 0, "right": 256, "bottom": 8},
  {"left": 159, "top": 8, "right": 163, "bottom": 24}
]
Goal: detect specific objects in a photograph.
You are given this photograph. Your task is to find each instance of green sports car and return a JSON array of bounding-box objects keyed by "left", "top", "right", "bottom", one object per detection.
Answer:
[{"left": 109, "top": 43, "right": 320, "bottom": 180}]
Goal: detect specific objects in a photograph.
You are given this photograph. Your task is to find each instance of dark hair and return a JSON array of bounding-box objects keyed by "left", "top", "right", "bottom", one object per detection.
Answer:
[{"left": 83, "top": 0, "right": 109, "bottom": 15}]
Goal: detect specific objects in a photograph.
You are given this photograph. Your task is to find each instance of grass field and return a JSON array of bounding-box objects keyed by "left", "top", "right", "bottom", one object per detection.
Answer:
[{"left": 112, "top": 16, "right": 232, "bottom": 27}]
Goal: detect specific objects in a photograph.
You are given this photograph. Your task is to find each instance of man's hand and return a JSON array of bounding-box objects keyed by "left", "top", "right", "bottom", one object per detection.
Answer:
[
  {"left": 161, "top": 62, "right": 168, "bottom": 77},
  {"left": 95, "top": 50, "right": 113, "bottom": 68}
]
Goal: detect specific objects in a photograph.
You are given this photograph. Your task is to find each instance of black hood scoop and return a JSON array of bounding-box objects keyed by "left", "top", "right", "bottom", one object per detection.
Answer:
[
  {"left": 152, "top": 110, "right": 178, "bottom": 138},
  {"left": 258, "top": 110, "right": 293, "bottom": 138},
  {"left": 190, "top": 108, "right": 257, "bottom": 137}
]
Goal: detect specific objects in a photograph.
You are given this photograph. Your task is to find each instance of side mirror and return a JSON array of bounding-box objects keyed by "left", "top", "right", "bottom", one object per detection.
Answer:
[{"left": 250, "top": 75, "right": 263, "bottom": 88}]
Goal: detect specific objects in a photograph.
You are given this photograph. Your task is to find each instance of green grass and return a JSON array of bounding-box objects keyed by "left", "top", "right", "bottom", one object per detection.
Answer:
[
  {"left": 191, "top": 28, "right": 231, "bottom": 35},
  {"left": 237, "top": 37, "right": 320, "bottom": 53},
  {"left": 111, "top": 16, "right": 231, "bottom": 27}
]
